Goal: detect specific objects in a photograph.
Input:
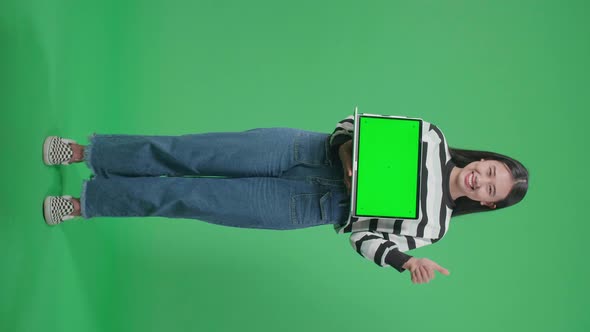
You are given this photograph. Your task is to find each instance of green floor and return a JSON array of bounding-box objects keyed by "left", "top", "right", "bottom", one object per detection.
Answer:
[{"left": 1, "top": 1, "right": 589, "bottom": 331}]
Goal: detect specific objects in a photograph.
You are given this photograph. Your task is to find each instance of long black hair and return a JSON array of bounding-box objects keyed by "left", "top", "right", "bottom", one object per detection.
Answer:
[{"left": 449, "top": 148, "right": 529, "bottom": 217}]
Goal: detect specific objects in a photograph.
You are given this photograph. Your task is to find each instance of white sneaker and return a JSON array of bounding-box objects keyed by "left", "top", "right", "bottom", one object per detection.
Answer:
[
  {"left": 43, "top": 195, "right": 77, "bottom": 225},
  {"left": 43, "top": 136, "right": 77, "bottom": 165}
]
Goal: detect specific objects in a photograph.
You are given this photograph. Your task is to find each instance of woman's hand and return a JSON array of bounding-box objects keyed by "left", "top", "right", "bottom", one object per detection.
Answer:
[
  {"left": 402, "top": 257, "right": 450, "bottom": 284},
  {"left": 338, "top": 140, "right": 353, "bottom": 195}
]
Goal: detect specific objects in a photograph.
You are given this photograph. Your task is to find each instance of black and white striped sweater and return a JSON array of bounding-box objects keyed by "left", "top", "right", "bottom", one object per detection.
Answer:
[{"left": 329, "top": 114, "right": 457, "bottom": 272}]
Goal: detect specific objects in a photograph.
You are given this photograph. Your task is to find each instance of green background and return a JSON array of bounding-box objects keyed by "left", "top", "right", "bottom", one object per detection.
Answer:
[{"left": 1, "top": 0, "right": 588, "bottom": 331}]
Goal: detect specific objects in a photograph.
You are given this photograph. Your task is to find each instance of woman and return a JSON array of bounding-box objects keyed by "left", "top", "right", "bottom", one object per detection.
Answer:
[{"left": 42, "top": 114, "right": 529, "bottom": 284}]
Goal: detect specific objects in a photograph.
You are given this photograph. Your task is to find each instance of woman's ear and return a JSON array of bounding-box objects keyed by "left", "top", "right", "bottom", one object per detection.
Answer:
[{"left": 480, "top": 201, "right": 496, "bottom": 209}]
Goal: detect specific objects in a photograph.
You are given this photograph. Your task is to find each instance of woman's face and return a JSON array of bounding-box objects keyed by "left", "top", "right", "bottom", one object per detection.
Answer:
[{"left": 459, "top": 159, "right": 514, "bottom": 208}]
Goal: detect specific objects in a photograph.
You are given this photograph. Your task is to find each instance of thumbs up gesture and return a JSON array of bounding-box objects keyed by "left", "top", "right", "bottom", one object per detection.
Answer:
[{"left": 402, "top": 257, "right": 451, "bottom": 284}]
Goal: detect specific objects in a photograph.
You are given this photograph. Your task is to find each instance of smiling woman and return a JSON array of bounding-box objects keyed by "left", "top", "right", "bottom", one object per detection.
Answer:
[
  {"left": 321, "top": 114, "right": 529, "bottom": 285},
  {"left": 40, "top": 112, "right": 529, "bottom": 285},
  {"left": 448, "top": 148, "right": 529, "bottom": 216}
]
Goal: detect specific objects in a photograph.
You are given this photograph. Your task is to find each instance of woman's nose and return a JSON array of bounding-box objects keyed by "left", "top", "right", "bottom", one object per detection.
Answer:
[{"left": 478, "top": 175, "right": 491, "bottom": 186}]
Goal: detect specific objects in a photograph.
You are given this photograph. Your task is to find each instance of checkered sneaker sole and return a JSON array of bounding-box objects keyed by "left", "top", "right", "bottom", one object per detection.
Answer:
[
  {"left": 43, "top": 136, "right": 76, "bottom": 165},
  {"left": 44, "top": 196, "right": 75, "bottom": 225}
]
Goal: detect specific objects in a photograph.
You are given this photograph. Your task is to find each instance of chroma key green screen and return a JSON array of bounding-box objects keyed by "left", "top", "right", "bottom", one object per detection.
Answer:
[{"left": 355, "top": 116, "right": 422, "bottom": 219}]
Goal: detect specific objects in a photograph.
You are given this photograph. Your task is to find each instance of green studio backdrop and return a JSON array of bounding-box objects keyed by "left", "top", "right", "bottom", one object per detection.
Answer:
[{"left": 1, "top": 0, "right": 588, "bottom": 331}]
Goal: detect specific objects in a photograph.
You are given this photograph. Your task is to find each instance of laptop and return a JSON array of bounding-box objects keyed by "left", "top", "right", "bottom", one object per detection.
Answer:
[{"left": 350, "top": 107, "right": 423, "bottom": 220}]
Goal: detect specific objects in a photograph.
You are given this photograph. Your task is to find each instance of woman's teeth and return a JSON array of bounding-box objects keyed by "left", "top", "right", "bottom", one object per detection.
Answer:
[{"left": 469, "top": 172, "right": 474, "bottom": 189}]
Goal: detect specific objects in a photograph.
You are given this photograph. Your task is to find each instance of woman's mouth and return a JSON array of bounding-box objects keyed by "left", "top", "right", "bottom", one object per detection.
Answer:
[{"left": 465, "top": 172, "right": 475, "bottom": 190}]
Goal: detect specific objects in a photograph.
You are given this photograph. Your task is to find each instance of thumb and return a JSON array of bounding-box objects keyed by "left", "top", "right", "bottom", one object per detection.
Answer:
[
  {"left": 348, "top": 169, "right": 352, "bottom": 177},
  {"left": 435, "top": 265, "right": 450, "bottom": 276}
]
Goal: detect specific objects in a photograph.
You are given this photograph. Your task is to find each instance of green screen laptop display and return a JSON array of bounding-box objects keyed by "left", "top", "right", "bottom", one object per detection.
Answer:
[{"left": 353, "top": 115, "right": 422, "bottom": 219}]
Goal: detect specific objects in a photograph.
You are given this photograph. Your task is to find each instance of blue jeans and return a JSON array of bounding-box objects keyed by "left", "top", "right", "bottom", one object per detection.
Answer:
[{"left": 80, "top": 128, "right": 351, "bottom": 230}]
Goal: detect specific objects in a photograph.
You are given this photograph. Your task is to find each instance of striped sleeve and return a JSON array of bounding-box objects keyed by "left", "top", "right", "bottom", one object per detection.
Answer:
[
  {"left": 329, "top": 115, "right": 354, "bottom": 158},
  {"left": 349, "top": 231, "right": 431, "bottom": 272}
]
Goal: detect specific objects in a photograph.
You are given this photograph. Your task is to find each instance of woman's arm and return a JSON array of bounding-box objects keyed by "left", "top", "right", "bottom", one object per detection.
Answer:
[
  {"left": 329, "top": 115, "right": 354, "bottom": 159},
  {"left": 350, "top": 231, "right": 450, "bottom": 284},
  {"left": 349, "top": 231, "right": 416, "bottom": 272},
  {"left": 339, "top": 140, "right": 353, "bottom": 194}
]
